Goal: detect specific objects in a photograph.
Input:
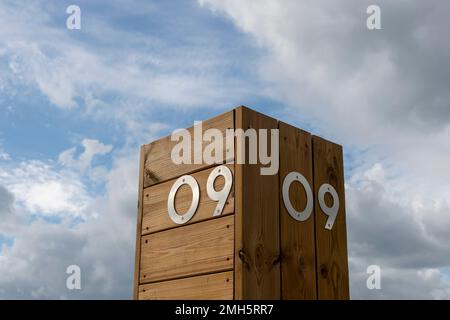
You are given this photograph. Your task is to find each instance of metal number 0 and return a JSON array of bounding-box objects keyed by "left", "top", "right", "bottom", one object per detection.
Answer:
[
  {"left": 207, "top": 165, "right": 233, "bottom": 216},
  {"left": 282, "top": 172, "right": 313, "bottom": 222},
  {"left": 167, "top": 175, "right": 200, "bottom": 224}
]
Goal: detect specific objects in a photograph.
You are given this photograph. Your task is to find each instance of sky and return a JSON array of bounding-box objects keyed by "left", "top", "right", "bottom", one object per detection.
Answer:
[{"left": 0, "top": 0, "right": 450, "bottom": 299}]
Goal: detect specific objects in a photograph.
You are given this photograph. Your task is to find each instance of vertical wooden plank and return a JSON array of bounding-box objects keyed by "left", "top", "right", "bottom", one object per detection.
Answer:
[
  {"left": 234, "top": 108, "right": 243, "bottom": 300},
  {"left": 234, "top": 106, "right": 280, "bottom": 300},
  {"left": 279, "top": 122, "right": 317, "bottom": 299},
  {"left": 133, "top": 145, "right": 146, "bottom": 299},
  {"left": 313, "top": 136, "right": 349, "bottom": 300}
]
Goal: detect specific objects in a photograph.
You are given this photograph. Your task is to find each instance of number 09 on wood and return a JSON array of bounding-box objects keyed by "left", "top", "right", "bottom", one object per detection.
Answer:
[
  {"left": 167, "top": 166, "right": 338, "bottom": 230},
  {"left": 133, "top": 106, "right": 349, "bottom": 300}
]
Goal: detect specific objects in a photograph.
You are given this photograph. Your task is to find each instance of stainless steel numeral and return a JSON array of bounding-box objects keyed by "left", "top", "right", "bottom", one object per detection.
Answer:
[
  {"left": 167, "top": 175, "right": 200, "bottom": 224},
  {"left": 282, "top": 171, "right": 313, "bottom": 222},
  {"left": 206, "top": 165, "right": 233, "bottom": 216}
]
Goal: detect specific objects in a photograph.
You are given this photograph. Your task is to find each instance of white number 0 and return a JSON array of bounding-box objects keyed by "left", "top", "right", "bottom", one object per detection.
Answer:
[
  {"left": 282, "top": 172, "right": 313, "bottom": 222},
  {"left": 167, "top": 175, "right": 200, "bottom": 224}
]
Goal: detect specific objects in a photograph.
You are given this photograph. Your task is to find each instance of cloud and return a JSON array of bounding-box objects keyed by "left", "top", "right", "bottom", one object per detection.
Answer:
[
  {"left": 0, "top": 143, "right": 10, "bottom": 161},
  {"left": 59, "top": 139, "right": 113, "bottom": 172},
  {"left": 346, "top": 163, "right": 450, "bottom": 299},
  {"left": 1, "top": 0, "right": 448, "bottom": 300},
  {"left": 0, "top": 137, "right": 114, "bottom": 221},
  {"left": 0, "top": 152, "right": 138, "bottom": 299},
  {"left": 0, "top": 0, "right": 257, "bottom": 131},
  {"left": 0, "top": 152, "right": 10, "bottom": 161},
  {"left": 199, "top": 0, "right": 450, "bottom": 133},
  {"left": 199, "top": 0, "right": 450, "bottom": 298},
  {"left": 350, "top": 264, "right": 450, "bottom": 300},
  {"left": 0, "top": 160, "right": 93, "bottom": 220},
  {"left": 0, "top": 185, "right": 14, "bottom": 219},
  {"left": 197, "top": 1, "right": 450, "bottom": 209}
]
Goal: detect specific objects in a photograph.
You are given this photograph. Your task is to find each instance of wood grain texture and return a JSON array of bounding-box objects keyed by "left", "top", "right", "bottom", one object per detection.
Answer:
[
  {"left": 234, "top": 106, "right": 280, "bottom": 300},
  {"left": 138, "top": 271, "right": 233, "bottom": 300},
  {"left": 313, "top": 136, "right": 349, "bottom": 300},
  {"left": 141, "top": 164, "right": 234, "bottom": 235},
  {"left": 234, "top": 108, "right": 243, "bottom": 300},
  {"left": 279, "top": 122, "right": 317, "bottom": 300},
  {"left": 140, "top": 215, "right": 234, "bottom": 283},
  {"left": 143, "top": 111, "right": 234, "bottom": 188},
  {"left": 133, "top": 145, "right": 146, "bottom": 299}
]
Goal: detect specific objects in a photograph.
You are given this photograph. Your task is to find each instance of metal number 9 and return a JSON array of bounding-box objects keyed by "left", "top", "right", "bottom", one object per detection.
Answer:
[
  {"left": 206, "top": 165, "right": 233, "bottom": 216},
  {"left": 318, "top": 183, "right": 339, "bottom": 230}
]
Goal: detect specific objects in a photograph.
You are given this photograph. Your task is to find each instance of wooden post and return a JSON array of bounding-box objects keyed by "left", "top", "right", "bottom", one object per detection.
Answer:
[
  {"left": 279, "top": 122, "right": 317, "bottom": 299},
  {"left": 132, "top": 106, "right": 349, "bottom": 300},
  {"left": 313, "top": 136, "right": 349, "bottom": 299},
  {"left": 234, "top": 106, "right": 281, "bottom": 300}
]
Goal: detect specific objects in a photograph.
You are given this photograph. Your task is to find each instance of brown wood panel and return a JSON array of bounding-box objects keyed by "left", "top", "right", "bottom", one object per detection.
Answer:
[
  {"left": 142, "top": 164, "right": 234, "bottom": 235},
  {"left": 234, "top": 108, "right": 244, "bottom": 300},
  {"left": 140, "top": 215, "right": 234, "bottom": 283},
  {"left": 138, "top": 271, "right": 233, "bottom": 300},
  {"left": 279, "top": 122, "right": 317, "bottom": 300},
  {"left": 133, "top": 145, "right": 146, "bottom": 299},
  {"left": 313, "top": 136, "right": 349, "bottom": 300},
  {"left": 234, "top": 106, "right": 280, "bottom": 300},
  {"left": 143, "top": 111, "right": 234, "bottom": 187}
]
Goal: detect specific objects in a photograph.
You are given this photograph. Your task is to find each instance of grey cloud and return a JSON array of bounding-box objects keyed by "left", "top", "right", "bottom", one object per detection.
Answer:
[
  {"left": 200, "top": 0, "right": 450, "bottom": 299},
  {"left": 0, "top": 184, "right": 13, "bottom": 217},
  {"left": 0, "top": 155, "right": 138, "bottom": 299},
  {"left": 347, "top": 181, "right": 450, "bottom": 269},
  {"left": 201, "top": 0, "right": 450, "bottom": 138},
  {"left": 346, "top": 179, "right": 450, "bottom": 299}
]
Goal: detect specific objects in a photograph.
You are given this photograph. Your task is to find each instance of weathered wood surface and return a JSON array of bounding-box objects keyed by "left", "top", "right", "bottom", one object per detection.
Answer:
[
  {"left": 143, "top": 111, "right": 234, "bottom": 188},
  {"left": 138, "top": 271, "right": 233, "bottom": 300},
  {"left": 140, "top": 215, "right": 234, "bottom": 283},
  {"left": 313, "top": 136, "right": 349, "bottom": 300},
  {"left": 279, "top": 122, "right": 317, "bottom": 299},
  {"left": 142, "top": 164, "right": 234, "bottom": 235},
  {"left": 234, "top": 106, "right": 280, "bottom": 300}
]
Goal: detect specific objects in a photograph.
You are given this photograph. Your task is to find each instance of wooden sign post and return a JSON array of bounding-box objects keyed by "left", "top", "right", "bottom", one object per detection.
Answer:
[{"left": 133, "top": 106, "right": 349, "bottom": 300}]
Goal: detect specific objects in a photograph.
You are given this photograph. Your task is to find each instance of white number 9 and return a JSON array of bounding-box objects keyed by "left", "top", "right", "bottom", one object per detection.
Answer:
[
  {"left": 207, "top": 165, "right": 233, "bottom": 216},
  {"left": 318, "top": 183, "right": 339, "bottom": 230}
]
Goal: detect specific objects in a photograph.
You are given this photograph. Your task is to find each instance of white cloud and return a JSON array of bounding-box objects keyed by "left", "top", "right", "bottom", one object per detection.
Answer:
[
  {"left": 0, "top": 151, "right": 10, "bottom": 161},
  {"left": 0, "top": 151, "right": 138, "bottom": 299},
  {"left": 346, "top": 165, "right": 450, "bottom": 299},
  {"left": 0, "top": 0, "right": 256, "bottom": 128},
  {"left": 0, "top": 143, "right": 10, "bottom": 161},
  {"left": 199, "top": 0, "right": 450, "bottom": 299},
  {"left": 0, "top": 160, "right": 93, "bottom": 219},
  {"left": 0, "top": 0, "right": 448, "bottom": 300},
  {"left": 59, "top": 139, "right": 112, "bottom": 172}
]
